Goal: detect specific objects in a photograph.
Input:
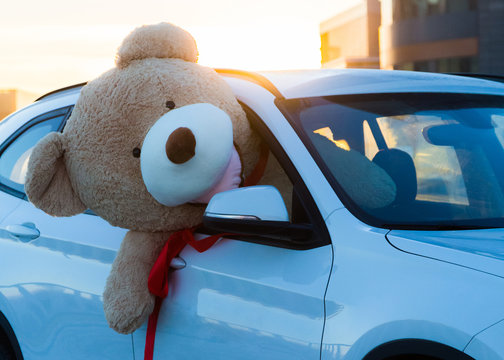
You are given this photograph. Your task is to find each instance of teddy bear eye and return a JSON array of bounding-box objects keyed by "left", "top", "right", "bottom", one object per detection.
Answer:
[
  {"left": 132, "top": 147, "right": 141, "bottom": 158},
  {"left": 165, "top": 100, "right": 176, "bottom": 110}
]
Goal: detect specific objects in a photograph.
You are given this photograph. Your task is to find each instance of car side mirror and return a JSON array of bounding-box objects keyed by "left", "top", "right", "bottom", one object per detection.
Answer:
[{"left": 203, "top": 186, "right": 312, "bottom": 245}]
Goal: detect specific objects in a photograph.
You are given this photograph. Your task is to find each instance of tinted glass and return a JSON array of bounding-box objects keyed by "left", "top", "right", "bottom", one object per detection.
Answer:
[
  {"left": 0, "top": 113, "right": 65, "bottom": 194},
  {"left": 278, "top": 93, "right": 504, "bottom": 229},
  {"left": 392, "top": 0, "right": 476, "bottom": 21},
  {"left": 394, "top": 56, "right": 479, "bottom": 73}
]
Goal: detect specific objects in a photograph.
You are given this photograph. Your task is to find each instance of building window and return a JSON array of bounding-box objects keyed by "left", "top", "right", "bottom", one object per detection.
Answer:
[
  {"left": 394, "top": 56, "right": 479, "bottom": 73},
  {"left": 392, "top": 0, "right": 477, "bottom": 21}
]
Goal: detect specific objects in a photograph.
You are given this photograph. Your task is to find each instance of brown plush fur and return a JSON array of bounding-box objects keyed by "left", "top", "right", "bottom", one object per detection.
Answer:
[
  {"left": 25, "top": 22, "right": 266, "bottom": 334},
  {"left": 25, "top": 132, "right": 86, "bottom": 215},
  {"left": 116, "top": 23, "right": 198, "bottom": 68},
  {"left": 103, "top": 231, "right": 169, "bottom": 334},
  {"left": 62, "top": 57, "right": 259, "bottom": 232}
]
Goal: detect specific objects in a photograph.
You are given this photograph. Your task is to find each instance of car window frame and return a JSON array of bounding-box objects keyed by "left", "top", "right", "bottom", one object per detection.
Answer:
[
  {"left": 0, "top": 106, "right": 73, "bottom": 199},
  {"left": 204, "top": 102, "right": 331, "bottom": 250},
  {"left": 276, "top": 92, "right": 504, "bottom": 231}
]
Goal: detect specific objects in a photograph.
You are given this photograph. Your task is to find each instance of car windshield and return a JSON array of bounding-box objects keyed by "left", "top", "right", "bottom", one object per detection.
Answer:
[{"left": 278, "top": 93, "right": 504, "bottom": 229}]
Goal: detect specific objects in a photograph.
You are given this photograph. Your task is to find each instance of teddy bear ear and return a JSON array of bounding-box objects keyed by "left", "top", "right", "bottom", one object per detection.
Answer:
[
  {"left": 25, "top": 132, "right": 86, "bottom": 216},
  {"left": 115, "top": 22, "right": 199, "bottom": 69}
]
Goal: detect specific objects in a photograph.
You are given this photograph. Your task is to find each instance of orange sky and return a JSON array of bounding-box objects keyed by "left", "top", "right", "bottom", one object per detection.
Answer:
[{"left": 0, "top": 0, "right": 360, "bottom": 96}]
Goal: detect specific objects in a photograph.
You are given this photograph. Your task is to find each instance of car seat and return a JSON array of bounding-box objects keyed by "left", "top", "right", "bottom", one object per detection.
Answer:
[{"left": 372, "top": 149, "right": 417, "bottom": 206}]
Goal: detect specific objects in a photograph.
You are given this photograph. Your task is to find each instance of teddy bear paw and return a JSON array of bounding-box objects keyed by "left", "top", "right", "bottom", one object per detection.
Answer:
[{"left": 103, "top": 291, "right": 155, "bottom": 334}]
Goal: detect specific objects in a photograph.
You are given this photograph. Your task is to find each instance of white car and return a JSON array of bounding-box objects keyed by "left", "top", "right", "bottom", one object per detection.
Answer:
[{"left": 0, "top": 68, "right": 504, "bottom": 360}]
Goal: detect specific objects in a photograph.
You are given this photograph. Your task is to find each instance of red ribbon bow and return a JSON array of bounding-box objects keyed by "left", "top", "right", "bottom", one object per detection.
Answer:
[{"left": 144, "top": 229, "right": 230, "bottom": 360}]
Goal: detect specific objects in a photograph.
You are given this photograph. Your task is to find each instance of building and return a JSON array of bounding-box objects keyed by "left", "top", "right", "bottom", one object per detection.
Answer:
[
  {"left": 320, "top": 0, "right": 381, "bottom": 68},
  {"left": 380, "top": 0, "right": 504, "bottom": 74},
  {"left": 320, "top": 0, "right": 504, "bottom": 75},
  {"left": 0, "top": 89, "right": 37, "bottom": 120}
]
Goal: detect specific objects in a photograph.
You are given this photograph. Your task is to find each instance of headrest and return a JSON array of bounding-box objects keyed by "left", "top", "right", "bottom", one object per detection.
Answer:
[{"left": 372, "top": 149, "right": 417, "bottom": 205}]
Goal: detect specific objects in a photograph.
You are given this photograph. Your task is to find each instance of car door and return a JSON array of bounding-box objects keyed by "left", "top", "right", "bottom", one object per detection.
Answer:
[
  {"left": 132, "top": 107, "right": 334, "bottom": 359},
  {"left": 133, "top": 198, "right": 332, "bottom": 359},
  {"left": 0, "top": 107, "right": 133, "bottom": 359}
]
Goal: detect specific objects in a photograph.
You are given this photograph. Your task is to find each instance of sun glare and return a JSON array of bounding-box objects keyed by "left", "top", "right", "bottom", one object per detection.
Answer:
[
  {"left": 0, "top": 0, "right": 361, "bottom": 94},
  {"left": 314, "top": 127, "right": 351, "bottom": 151},
  {"left": 190, "top": 25, "right": 321, "bottom": 71}
]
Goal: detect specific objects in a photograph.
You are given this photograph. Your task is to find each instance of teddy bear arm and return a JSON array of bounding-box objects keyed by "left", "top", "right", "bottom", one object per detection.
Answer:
[
  {"left": 25, "top": 132, "right": 86, "bottom": 216},
  {"left": 103, "top": 230, "right": 169, "bottom": 334}
]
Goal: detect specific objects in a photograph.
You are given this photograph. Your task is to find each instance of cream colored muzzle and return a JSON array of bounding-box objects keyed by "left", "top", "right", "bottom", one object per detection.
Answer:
[{"left": 140, "top": 103, "right": 234, "bottom": 206}]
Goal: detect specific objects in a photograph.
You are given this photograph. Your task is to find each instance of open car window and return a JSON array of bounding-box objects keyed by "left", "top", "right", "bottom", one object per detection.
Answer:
[{"left": 234, "top": 103, "right": 331, "bottom": 249}]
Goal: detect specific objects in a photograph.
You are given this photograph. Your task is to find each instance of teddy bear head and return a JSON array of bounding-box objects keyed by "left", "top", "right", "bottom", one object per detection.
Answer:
[{"left": 25, "top": 23, "right": 260, "bottom": 232}]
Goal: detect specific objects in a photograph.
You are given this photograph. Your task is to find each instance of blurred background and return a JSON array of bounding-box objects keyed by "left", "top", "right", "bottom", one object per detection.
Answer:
[{"left": 1, "top": 0, "right": 503, "bottom": 119}]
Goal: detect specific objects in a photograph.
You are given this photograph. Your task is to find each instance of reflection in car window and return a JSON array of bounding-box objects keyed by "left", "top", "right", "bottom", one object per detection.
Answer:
[
  {"left": 376, "top": 114, "right": 469, "bottom": 206},
  {"left": 363, "top": 120, "right": 379, "bottom": 160},
  {"left": 278, "top": 93, "right": 504, "bottom": 229},
  {"left": 0, "top": 110, "right": 67, "bottom": 195},
  {"left": 492, "top": 114, "right": 504, "bottom": 146}
]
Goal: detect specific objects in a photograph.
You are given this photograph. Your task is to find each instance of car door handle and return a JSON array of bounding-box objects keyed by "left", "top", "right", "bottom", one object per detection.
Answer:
[
  {"left": 6, "top": 222, "right": 40, "bottom": 241},
  {"left": 170, "top": 256, "right": 186, "bottom": 270}
]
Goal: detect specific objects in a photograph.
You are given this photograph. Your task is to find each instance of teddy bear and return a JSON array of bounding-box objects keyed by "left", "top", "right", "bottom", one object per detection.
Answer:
[
  {"left": 24, "top": 21, "right": 397, "bottom": 338},
  {"left": 24, "top": 22, "right": 286, "bottom": 335}
]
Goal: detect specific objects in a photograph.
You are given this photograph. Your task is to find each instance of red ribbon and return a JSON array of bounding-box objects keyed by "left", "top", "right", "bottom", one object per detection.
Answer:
[
  {"left": 144, "top": 141, "right": 269, "bottom": 359},
  {"left": 144, "top": 229, "right": 230, "bottom": 360}
]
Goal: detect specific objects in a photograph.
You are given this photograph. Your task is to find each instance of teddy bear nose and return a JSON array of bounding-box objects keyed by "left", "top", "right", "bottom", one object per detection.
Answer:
[{"left": 165, "top": 127, "right": 196, "bottom": 164}]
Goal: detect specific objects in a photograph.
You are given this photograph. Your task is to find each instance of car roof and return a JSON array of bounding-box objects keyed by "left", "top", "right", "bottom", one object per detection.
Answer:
[
  {"left": 34, "top": 82, "right": 85, "bottom": 103},
  {"left": 34, "top": 68, "right": 504, "bottom": 105},
  {"left": 256, "top": 68, "right": 504, "bottom": 99}
]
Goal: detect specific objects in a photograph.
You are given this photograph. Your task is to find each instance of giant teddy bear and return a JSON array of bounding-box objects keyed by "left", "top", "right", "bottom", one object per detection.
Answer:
[
  {"left": 25, "top": 22, "right": 396, "bottom": 336},
  {"left": 24, "top": 22, "right": 279, "bottom": 334}
]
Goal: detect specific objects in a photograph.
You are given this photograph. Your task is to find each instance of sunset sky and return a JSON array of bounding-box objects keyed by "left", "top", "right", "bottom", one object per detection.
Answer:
[{"left": 0, "top": 0, "right": 359, "bottom": 96}]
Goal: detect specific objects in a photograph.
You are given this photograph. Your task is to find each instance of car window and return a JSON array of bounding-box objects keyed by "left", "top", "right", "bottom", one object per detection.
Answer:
[
  {"left": 278, "top": 93, "right": 504, "bottom": 230},
  {"left": 375, "top": 114, "right": 469, "bottom": 206},
  {"left": 238, "top": 103, "right": 330, "bottom": 249},
  {"left": 0, "top": 107, "right": 70, "bottom": 197}
]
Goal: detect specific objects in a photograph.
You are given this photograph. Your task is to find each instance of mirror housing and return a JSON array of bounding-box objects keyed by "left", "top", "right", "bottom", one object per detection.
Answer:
[
  {"left": 203, "top": 186, "right": 312, "bottom": 245},
  {"left": 204, "top": 185, "right": 289, "bottom": 222}
]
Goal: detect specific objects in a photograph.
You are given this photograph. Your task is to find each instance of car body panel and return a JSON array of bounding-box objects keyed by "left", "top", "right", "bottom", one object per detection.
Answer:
[
  {"left": 0, "top": 198, "right": 131, "bottom": 359},
  {"left": 465, "top": 319, "right": 504, "bottom": 360},
  {"left": 388, "top": 229, "right": 504, "bottom": 278},
  {"left": 0, "top": 188, "right": 22, "bottom": 224},
  {"left": 321, "top": 208, "right": 504, "bottom": 360},
  {"left": 133, "top": 236, "right": 333, "bottom": 359}
]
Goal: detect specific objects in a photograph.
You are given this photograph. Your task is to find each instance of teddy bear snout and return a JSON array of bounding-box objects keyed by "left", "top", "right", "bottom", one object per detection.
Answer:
[
  {"left": 165, "top": 127, "right": 196, "bottom": 164},
  {"left": 140, "top": 103, "right": 234, "bottom": 206}
]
